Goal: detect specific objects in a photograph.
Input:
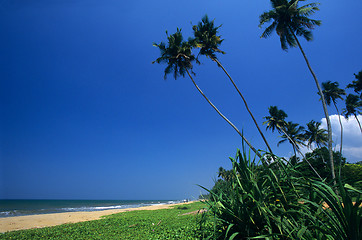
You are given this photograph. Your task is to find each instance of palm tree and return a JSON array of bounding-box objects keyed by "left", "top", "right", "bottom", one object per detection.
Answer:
[
  {"left": 264, "top": 107, "right": 322, "bottom": 179},
  {"left": 343, "top": 94, "right": 362, "bottom": 133},
  {"left": 277, "top": 121, "right": 306, "bottom": 158},
  {"left": 321, "top": 81, "right": 346, "bottom": 153},
  {"left": 263, "top": 106, "right": 288, "bottom": 133},
  {"left": 152, "top": 29, "right": 261, "bottom": 158},
  {"left": 191, "top": 15, "right": 273, "bottom": 154},
  {"left": 264, "top": 106, "right": 302, "bottom": 156},
  {"left": 347, "top": 70, "right": 362, "bottom": 98},
  {"left": 304, "top": 120, "right": 328, "bottom": 149},
  {"left": 259, "top": 0, "right": 335, "bottom": 181}
]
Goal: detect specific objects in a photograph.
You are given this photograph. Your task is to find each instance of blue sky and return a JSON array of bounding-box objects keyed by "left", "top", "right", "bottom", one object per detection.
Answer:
[{"left": 1, "top": 0, "right": 361, "bottom": 200}]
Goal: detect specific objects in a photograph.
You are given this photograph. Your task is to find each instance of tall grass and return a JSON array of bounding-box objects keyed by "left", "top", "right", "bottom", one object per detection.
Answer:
[{"left": 200, "top": 148, "right": 362, "bottom": 239}]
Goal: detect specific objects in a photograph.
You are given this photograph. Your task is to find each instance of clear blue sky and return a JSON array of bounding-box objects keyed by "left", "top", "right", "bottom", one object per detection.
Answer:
[{"left": 1, "top": 0, "right": 361, "bottom": 200}]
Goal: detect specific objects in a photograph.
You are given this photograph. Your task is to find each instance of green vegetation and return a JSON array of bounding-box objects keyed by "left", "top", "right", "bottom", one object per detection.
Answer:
[
  {"left": 298, "top": 147, "right": 345, "bottom": 181},
  {"left": 342, "top": 164, "right": 362, "bottom": 191},
  {"left": 0, "top": 202, "right": 211, "bottom": 240},
  {"left": 201, "top": 148, "right": 362, "bottom": 239}
]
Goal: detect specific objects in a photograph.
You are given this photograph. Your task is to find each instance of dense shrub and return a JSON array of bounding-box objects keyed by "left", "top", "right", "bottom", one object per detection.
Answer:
[
  {"left": 297, "top": 147, "right": 346, "bottom": 181},
  {"left": 342, "top": 163, "right": 362, "bottom": 190}
]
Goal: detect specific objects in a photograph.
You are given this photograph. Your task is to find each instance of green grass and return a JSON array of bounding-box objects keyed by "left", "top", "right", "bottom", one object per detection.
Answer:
[{"left": 0, "top": 202, "right": 211, "bottom": 240}]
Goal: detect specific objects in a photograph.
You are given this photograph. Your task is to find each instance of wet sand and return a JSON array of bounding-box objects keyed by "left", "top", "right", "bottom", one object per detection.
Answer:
[{"left": 0, "top": 201, "right": 194, "bottom": 233}]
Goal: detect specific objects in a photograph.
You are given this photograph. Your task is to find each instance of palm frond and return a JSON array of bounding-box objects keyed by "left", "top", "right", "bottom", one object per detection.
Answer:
[
  {"left": 294, "top": 25, "right": 313, "bottom": 41},
  {"left": 261, "top": 21, "right": 277, "bottom": 39},
  {"left": 298, "top": 2, "right": 320, "bottom": 15},
  {"left": 259, "top": 11, "right": 274, "bottom": 28},
  {"left": 259, "top": 0, "right": 320, "bottom": 50},
  {"left": 153, "top": 28, "right": 196, "bottom": 80},
  {"left": 277, "top": 138, "right": 288, "bottom": 146}
]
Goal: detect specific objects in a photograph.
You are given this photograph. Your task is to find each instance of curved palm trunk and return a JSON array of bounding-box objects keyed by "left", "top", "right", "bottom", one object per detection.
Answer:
[
  {"left": 353, "top": 113, "right": 362, "bottom": 133},
  {"left": 212, "top": 58, "right": 274, "bottom": 155},
  {"left": 333, "top": 102, "right": 343, "bottom": 154},
  {"left": 184, "top": 68, "right": 262, "bottom": 159},
  {"left": 279, "top": 127, "right": 322, "bottom": 180},
  {"left": 291, "top": 31, "right": 335, "bottom": 183},
  {"left": 292, "top": 145, "right": 297, "bottom": 159}
]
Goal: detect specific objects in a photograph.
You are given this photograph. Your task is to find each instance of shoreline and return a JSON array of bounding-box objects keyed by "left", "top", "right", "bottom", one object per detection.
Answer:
[{"left": 0, "top": 201, "right": 195, "bottom": 233}]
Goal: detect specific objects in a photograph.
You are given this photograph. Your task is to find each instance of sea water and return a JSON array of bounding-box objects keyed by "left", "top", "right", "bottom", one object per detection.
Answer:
[{"left": 0, "top": 200, "right": 180, "bottom": 218}]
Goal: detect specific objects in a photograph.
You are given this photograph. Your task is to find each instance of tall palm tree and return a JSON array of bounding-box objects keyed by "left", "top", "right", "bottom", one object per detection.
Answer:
[
  {"left": 259, "top": 0, "right": 335, "bottom": 181},
  {"left": 191, "top": 15, "right": 273, "bottom": 154},
  {"left": 343, "top": 94, "right": 362, "bottom": 133},
  {"left": 304, "top": 120, "right": 328, "bottom": 149},
  {"left": 277, "top": 121, "right": 306, "bottom": 158},
  {"left": 152, "top": 29, "right": 261, "bottom": 158},
  {"left": 347, "top": 70, "right": 362, "bottom": 98},
  {"left": 321, "top": 81, "right": 346, "bottom": 153}
]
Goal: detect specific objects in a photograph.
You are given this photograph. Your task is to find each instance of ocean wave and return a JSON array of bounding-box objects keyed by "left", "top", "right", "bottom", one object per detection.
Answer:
[
  {"left": 58, "top": 202, "right": 173, "bottom": 213},
  {"left": 60, "top": 205, "right": 128, "bottom": 212},
  {"left": 0, "top": 211, "right": 14, "bottom": 217}
]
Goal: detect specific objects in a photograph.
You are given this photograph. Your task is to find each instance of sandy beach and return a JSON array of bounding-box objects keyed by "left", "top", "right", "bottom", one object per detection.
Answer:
[{"left": 0, "top": 202, "right": 194, "bottom": 233}]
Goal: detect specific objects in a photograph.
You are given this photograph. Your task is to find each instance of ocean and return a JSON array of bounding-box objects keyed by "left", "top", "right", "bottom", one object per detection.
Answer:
[{"left": 0, "top": 200, "right": 180, "bottom": 218}]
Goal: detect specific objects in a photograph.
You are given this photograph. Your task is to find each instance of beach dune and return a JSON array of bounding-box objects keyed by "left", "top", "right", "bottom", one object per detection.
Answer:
[{"left": 0, "top": 202, "right": 193, "bottom": 233}]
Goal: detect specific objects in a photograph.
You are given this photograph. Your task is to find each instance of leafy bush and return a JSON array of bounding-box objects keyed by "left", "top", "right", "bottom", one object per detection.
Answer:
[
  {"left": 342, "top": 164, "right": 362, "bottom": 190},
  {"left": 298, "top": 147, "right": 346, "bottom": 181}
]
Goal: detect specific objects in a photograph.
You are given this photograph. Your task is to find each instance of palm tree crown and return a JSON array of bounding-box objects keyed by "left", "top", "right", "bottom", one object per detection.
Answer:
[
  {"left": 191, "top": 15, "right": 225, "bottom": 60},
  {"left": 344, "top": 94, "right": 362, "bottom": 118},
  {"left": 278, "top": 121, "right": 306, "bottom": 154},
  {"left": 304, "top": 120, "right": 328, "bottom": 149},
  {"left": 321, "top": 81, "right": 346, "bottom": 106},
  {"left": 259, "top": 0, "right": 321, "bottom": 50},
  {"left": 343, "top": 94, "right": 362, "bottom": 133},
  {"left": 152, "top": 29, "right": 197, "bottom": 80},
  {"left": 264, "top": 106, "right": 288, "bottom": 133},
  {"left": 321, "top": 81, "right": 345, "bottom": 153},
  {"left": 347, "top": 70, "right": 362, "bottom": 98}
]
